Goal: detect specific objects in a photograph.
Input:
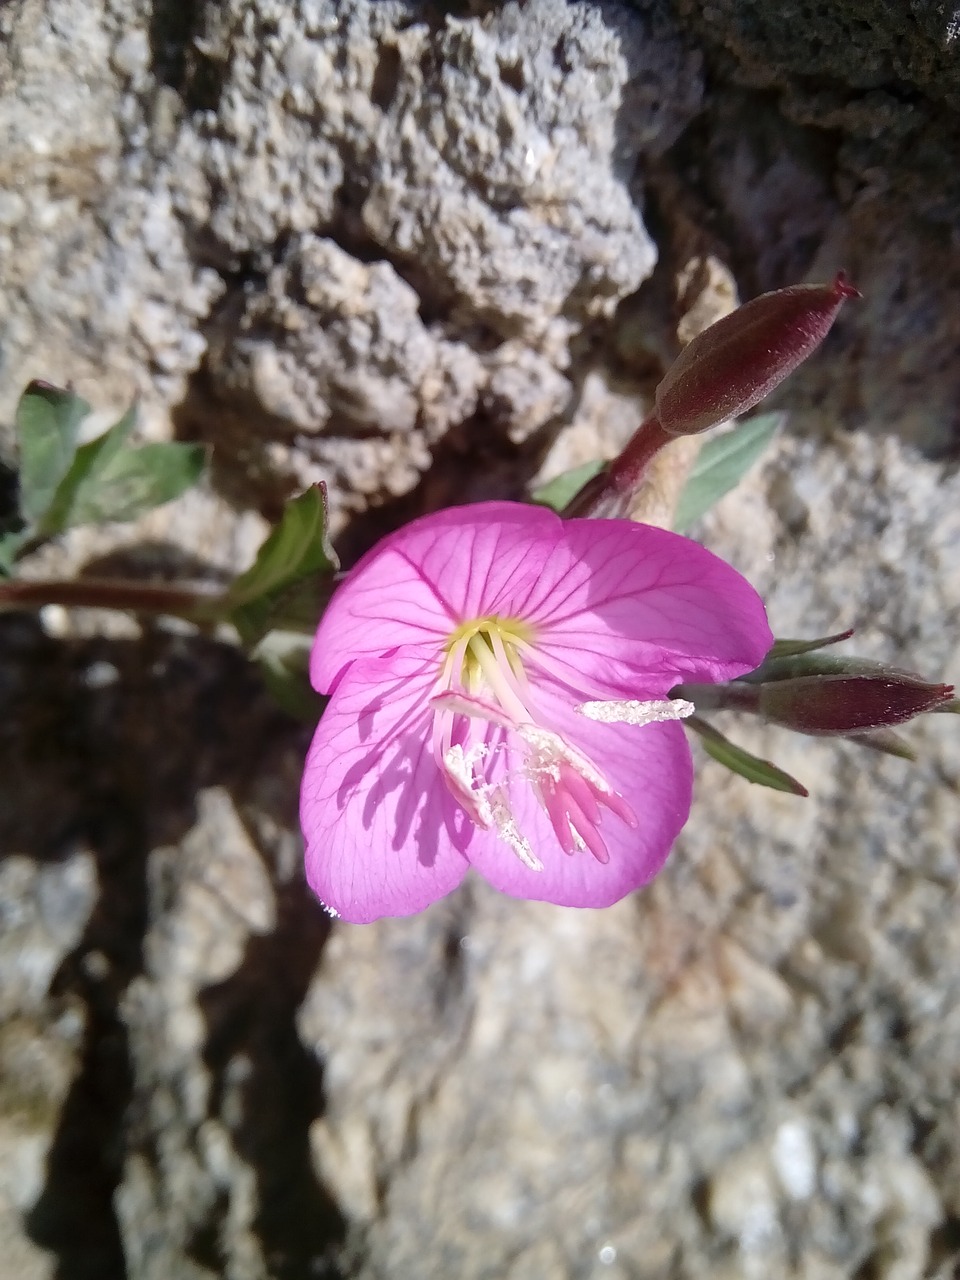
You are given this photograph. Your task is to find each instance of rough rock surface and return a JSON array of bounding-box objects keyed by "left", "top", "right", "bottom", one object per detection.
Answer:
[
  {"left": 667, "top": 0, "right": 960, "bottom": 453},
  {"left": 298, "top": 427, "right": 960, "bottom": 1280},
  {"left": 2, "top": 1, "right": 959, "bottom": 1278},
  {"left": 2, "top": 0, "right": 687, "bottom": 527},
  {"left": 0, "top": 851, "right": 94, "bottom": 1280}
]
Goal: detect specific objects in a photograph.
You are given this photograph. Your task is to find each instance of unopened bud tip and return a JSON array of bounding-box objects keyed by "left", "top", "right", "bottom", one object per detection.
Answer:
[{"left": 833, "top": 270, "right": 862, "bottom": 301}]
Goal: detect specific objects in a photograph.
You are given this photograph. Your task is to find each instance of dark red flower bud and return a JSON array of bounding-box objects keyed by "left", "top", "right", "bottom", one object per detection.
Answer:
[
  {"left": 654, "top": 273, "right": 860, "bottom": 437},
  {"left": 758, "top": 673, "right": 955, "bottom": 736}
]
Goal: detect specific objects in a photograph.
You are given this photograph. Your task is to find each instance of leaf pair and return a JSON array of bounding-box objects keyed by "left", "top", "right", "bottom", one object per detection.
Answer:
[{"left": 3, "top": 382, "right": 206, "bottom": 573}]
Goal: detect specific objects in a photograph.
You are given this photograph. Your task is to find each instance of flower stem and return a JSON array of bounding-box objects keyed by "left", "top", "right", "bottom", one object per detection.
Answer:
[
  {"left": 562, "top": 413, "right": 676, "bottom": 519},
  {"left": 607, "top": 414, "right": 676, "bottom": 498},
  {"left": 0, "top": 575, "right": 227, "bottom": 624},
  {"left": 671, "top": 682, "right": 761, "bottom": 713}
]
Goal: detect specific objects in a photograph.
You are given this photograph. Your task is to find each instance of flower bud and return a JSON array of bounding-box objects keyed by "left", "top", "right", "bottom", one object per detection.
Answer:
[
  {"left": 655, "top": 273, "right": 860, "bottom": 437},
  {"left": 758, "top": 672, "right": 954, "bottom": 736}
]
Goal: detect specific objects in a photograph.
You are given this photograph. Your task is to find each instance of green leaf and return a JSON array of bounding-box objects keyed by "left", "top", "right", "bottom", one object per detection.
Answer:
[
  {"left": 28, "top": 398, "right": 206, "bottom": 534},
  {"left": 767, "top": 630, "right": 854, "bottom": 659},
  {"left": 37, "top": 405, "right": 136, "bottom": 533},
  {"left": 15, "top": 382, "right": 90, "bottom": 523},
  {"left": 43, "top": 437, "right": 207, "bottom": 534},
  {"left": 742, "top": 648, "right": 939, "bottom": 688},
  {"left": 227, "top": 485, "right": 340, "bottom": 646},
  {"left": 673, "top": 412, "right": 784, "bottom": 532},
  {"left": 238, "top": 574, "right": 336, "bottom": 646},
  {"left": 83, "top": 441, "right": 206, "bottom": 524},
  {"left": 686, "top": 714, "right": 809, "bottom": 795},
  {"left": 530, "top": 461, "right": 604, "bottom": 513}
]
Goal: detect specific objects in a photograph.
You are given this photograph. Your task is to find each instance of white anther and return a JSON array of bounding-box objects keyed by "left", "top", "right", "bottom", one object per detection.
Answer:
[
  {"left": 443, "top": 745, "right": 542, "bottom": 871},
  {"left": 577, "top": 697, "right": 695, "bottom": 726},
  {"left": 489, "top": 789, "right": 542, "bottom": 871}
]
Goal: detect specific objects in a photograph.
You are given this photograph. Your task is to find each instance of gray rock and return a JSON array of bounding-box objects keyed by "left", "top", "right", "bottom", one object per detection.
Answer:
[
  {"left": 116, "top": 789, "right": 277, "bottom": 1280},
  {"left": 355, "top": 0, "right": 664, "bottom": 344},
  {"left": 667, "top": 0, "right": 960, "bottom": 453},
  {"left": 0, "top": 853, "right": 93, "bottom": 1278},
  {"left": 2, "top": 0, "right": 686, "bottom": 525},
  {"left": 0, "top": 0, "right": 223, "bottom": 422},
  {"left": 296, "top": 428, "right": 960, "bottom": 1280},
  {"left": 204, "top": 234, "right": 486, "bottom": 524}
]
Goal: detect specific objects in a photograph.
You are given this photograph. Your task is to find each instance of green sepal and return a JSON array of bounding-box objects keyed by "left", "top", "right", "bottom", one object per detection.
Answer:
[
  {"left": 742, "top": 649, "right": 939, "bottom": 689},
  {"left": 766, "top": 630, "right": 855, "bottom": 660},
  {"left": 843, "top": 728, "right": 917, "bottom": 761},
  {"left": 686, "top": 714, "right": 809, "bottom": 795}
]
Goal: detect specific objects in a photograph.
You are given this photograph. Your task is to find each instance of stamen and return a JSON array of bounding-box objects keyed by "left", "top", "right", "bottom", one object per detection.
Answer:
[
  {"left": 432, "top": 634, "right": 471, "bottom": 764},
  {"left": 519, "top": 723, "right": 612, "bottom": 798},
  {"left": 432, "top": 615, "right": 648, "bottom": 872},
  {"left": 442, "top": 743, "right": 543, "bottom": 872},
  {"left": 489, "top": 628, "right": 537, "bottom": 709},
  {"left": 442, "top": 743, "right": 493, "bottom": 829},
  {"left": 432, "top": 688, "right": 516, "bottom": 732},
  {"left": 466, "top": 634, "right": 532, "bottom": 723}
]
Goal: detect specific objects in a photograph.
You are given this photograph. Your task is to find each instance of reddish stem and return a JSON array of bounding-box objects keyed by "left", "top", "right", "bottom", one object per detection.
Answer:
[
  {"left": 561, "top": 413, "right": 675, "bottom": 519},
  {"left": 0, "top": 576, "right": 226, "bottom": 623},
  {"left": 606, "top": 414, "right": 675, "bottom": 496}
]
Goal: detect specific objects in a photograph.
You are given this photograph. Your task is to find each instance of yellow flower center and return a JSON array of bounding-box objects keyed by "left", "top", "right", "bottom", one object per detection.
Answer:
[{"left": 444, "top": 616, "right": 535, "bottom": 694}]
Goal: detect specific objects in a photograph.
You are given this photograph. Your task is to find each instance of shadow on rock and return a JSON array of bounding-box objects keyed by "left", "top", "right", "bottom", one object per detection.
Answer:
[
  {"left": 199, "top": 877, "right": 344, "bottom": 1278},
  {"left": 0, "top": 615, "right": 343, "bottom": 1278}
]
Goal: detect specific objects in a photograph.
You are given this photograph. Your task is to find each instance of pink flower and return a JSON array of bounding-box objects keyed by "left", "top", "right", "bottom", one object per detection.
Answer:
[{"left": 301, "top": 502, "right": 771, "bottom": 922}]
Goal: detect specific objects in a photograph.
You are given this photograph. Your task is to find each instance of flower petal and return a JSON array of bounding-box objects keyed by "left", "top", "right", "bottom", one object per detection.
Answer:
[
  {"left": 463, "top": 680, "right": 693, "bottom": 908},
  {"left": 312, "top": 503, "right": 771, "bottom": 697},
  {"left": 300, "top": 654, "right": 470, "bottom": 923},
  {"left": 528, "top": 518, "right": 773, "bottom": 694},
  {"left": 310, "top": 503, "right": 543, "bottom": 691}
]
